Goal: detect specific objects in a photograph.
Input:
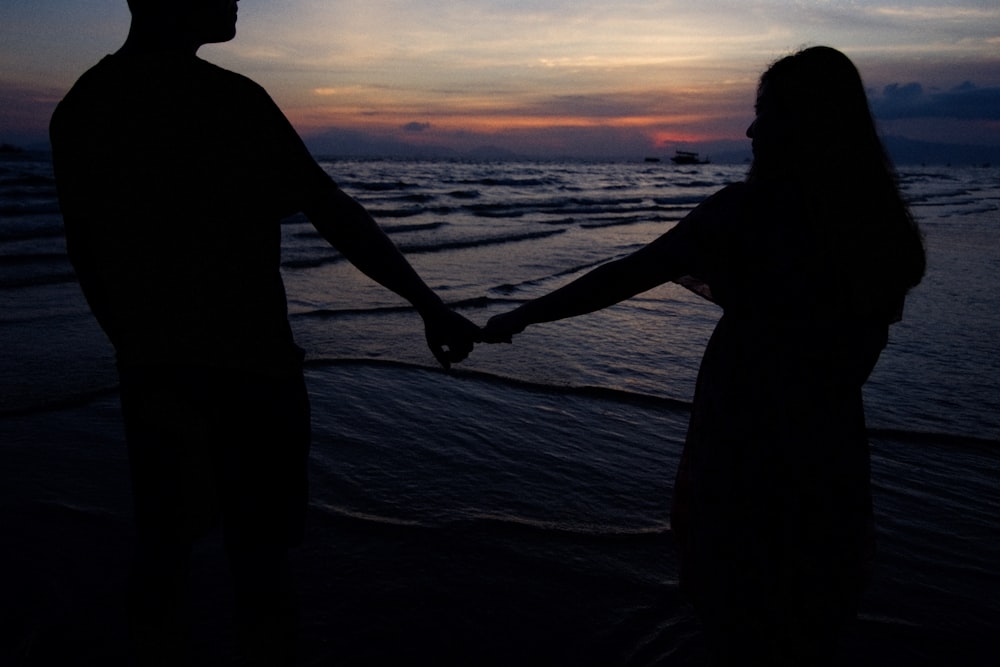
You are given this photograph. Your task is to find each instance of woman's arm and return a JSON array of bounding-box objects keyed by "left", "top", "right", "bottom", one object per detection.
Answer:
[
  {"left": 483, "top": 242, "right": 679, "bottom": 341},
  {"left": 482, "top": 184, "right": 740, "bottom": 342}
]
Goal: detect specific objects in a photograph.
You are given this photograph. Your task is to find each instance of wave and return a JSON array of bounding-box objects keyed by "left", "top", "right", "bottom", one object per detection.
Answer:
[
  {"left": 282, "top": 229, "right": 566, "bottom": 268},
  {"left": 898, "top": 171, "right": 958, "bottom": 184},
  {"left": 310, "top": 502, "right": 426, "bottom": 529},
  {"left": 380, "top": 221, "right": 447, "bottom": 234},
  {"left": 867, "top": 426, "right": 1000, "bottom": 449},
  {"left": 651, "top": 195, "right": 706, "bottom": 206},
  {"left": 439, "top": 513, "right": 671, "bottom": 542},
  {"left": 364, "top": 205, "right": 438, "bottom": 219},
  {"left": 8, "top": 499, "right": 124, "bottom": 525},
  {"left": 0, "top": 215, "right": 65, "bottom": 241},
  {"left": 0, "top": 173, "right": 56, "bottom": 187},
  {"left": 0, "top": 202, "right": 63, "bottom": 218},
  {"left": 447, "top": 189, "right": 481, "bottom": 200},
  {"left": 300, "top": 358, "right": 1000, "bottom": 450},
  {"left": 910, "top": 195, "right": 988, "bottom": 207},
  {"left": 456, "top": 176, "right": 561, "bottom": 188},
  {"left": 297, "top": 304, "right": 419, "bottom": 318},
  {"left": 0, "top": 383, "right": 120, "bottom": 417},
  {"left": 0, "top": 274, "right": 77, "bottom": 289},
  {"left": 347, "top": 179, "right": 421, "bottom": 192},
  {"left": 0, "top": 252, "right": 67, "bottom": 264},
  {"left": 580, "top": 214, "right": 683, "bottom": 229},
  {"left": 305, "top": 356, "right": 693, "bottom": 412},
  {"left": 487, "top": 254, "right": 633, "bottom": 295},
  {"left": 4, "top": 355, "right": 996, "bottom": 456},
  {"left": 309, "top": 499, "right": 670, "bottom": 542},
  {"left": 0, "top": 251, "right": 75, "bottom": 288},
  {"left": 548, "top": 254, "right": 631, "bottom": 279},
  {"left": 295, "top": 296, "right": 493, "bottom": 320},
  {"left": 460, "top": 197, "right": 675, "bottom": 219},
  {"left": 937, "top": 204, "right": 1000, "bottom": 218}
]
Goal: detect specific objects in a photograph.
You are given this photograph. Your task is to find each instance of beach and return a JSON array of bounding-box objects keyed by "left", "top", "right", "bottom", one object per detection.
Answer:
[{"left": 2, "top": 154, "right": 999, "bottom": 665}]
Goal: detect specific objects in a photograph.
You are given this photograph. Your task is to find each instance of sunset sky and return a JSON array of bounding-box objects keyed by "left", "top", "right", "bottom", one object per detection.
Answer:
[{"left": 2, "top": 0, "right": 999, "bottom": 159}]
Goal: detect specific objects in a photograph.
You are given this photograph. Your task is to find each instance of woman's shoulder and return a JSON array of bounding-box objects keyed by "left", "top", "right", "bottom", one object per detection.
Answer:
[
  {"left": 706, "top": 181, "right": 749, "bottom": 204},
  {"left": 697, "top": 180, "right": 797, "bottom": 218},
  {"left": 684, "top": 182, "right": 749, "bottom": 223},
  {"left": 687, "top": 181, "right": 779, "bottom": 234}
]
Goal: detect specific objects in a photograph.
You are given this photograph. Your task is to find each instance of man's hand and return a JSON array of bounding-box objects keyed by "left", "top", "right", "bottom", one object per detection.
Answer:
[{"left": 422, "top": 306, "right": 482, "bottom": 370}]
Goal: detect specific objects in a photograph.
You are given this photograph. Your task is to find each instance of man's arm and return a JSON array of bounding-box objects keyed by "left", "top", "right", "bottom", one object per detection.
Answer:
[{"left": 303, "top": 185, "right": 480, "bottom": 369}]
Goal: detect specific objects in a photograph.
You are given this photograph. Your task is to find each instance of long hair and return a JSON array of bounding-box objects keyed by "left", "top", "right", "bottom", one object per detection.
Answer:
[{"left": 748, "top": 46, "right": 925, "bottom": 317}]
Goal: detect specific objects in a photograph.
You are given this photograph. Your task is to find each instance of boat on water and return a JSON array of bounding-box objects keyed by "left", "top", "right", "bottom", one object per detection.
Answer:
[{"left": 670, "top": 150, "right": 710, "bottom": 165}]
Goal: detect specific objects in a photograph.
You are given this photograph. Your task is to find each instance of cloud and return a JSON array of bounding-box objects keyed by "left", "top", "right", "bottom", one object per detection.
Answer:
[
  {"left": 872, "top": 81, "right": 1000, "bottom": 121},
  {"left": 401, "top": 121, "right": 432, "bottom": 133},
  {"left": 524, "top": 93, "right": 658, "bottom": 119}
]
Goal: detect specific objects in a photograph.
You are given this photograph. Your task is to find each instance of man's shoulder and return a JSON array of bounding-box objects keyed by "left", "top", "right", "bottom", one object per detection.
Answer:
[
  {"left": 63, "top": 53, "right": 268, "bottom": 97},
  {"left": 53, "top": 54, "right": 278, "bottom": 134},
  {"left": 190, "top": 57, "right": 268, "bottom": 96},
  {"left": 51, "top": 57, "right": 117, "bottom": 133},
  {"left": 58, "top": 56, "right": 115, "bottom": 97}
]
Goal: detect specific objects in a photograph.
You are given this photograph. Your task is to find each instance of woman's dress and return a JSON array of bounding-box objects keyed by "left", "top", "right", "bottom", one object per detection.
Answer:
[{"left": 667, "top": 181, "right": 887, "bottom": 663}]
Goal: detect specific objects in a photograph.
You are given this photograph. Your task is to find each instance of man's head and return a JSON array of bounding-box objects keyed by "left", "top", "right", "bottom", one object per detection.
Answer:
[{"left": 126, "top": 0, "right": 239, "bottom": 49}]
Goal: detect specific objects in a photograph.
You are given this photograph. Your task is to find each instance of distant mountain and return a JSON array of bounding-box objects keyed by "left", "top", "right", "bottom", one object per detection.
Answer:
[
  {"left": 882, "top": 135, "right": 998, "bottom": 166},
  {"left": 655, "top": 137, "right": 1000, "bottom": 167},
  {"left": 463, "top": 144, "right": 526, "bottom": 161},
  {"left": 304, "top": 128, "right": 459, "bottom": 159},
  {"left": 302, "top": 127, "right": 998, "bottom": 165}
]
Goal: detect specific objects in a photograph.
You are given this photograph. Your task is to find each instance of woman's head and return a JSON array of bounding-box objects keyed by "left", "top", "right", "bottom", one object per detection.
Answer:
[
  {"left": 748, "top": 46, "right": 882, "bottom": 181},
  {"left": 748, "top": 46, "right": 925, "bottom": 313}
]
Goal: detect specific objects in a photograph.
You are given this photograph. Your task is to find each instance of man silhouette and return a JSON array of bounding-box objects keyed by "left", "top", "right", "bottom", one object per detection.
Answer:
[{"left": 49, "top": 1, "right": 480, "bottom": 663}]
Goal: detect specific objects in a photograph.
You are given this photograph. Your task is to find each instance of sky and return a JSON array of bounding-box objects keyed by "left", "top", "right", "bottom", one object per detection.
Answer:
[{"left": 2, "top": 0, "right": 999, "bottom": 160}]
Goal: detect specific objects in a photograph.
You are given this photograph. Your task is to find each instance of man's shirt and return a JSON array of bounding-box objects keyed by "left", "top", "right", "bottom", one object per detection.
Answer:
[{"left": 51, "top": 53, "right": 335, "bottom": 377}]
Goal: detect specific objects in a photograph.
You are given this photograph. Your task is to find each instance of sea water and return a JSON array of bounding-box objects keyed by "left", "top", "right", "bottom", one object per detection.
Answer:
[{"left": 1, "top": 153, "right": 998, "bottom": 665}]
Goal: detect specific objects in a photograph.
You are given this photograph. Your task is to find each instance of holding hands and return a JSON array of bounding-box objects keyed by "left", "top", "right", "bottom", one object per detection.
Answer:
[
  {"left": 422, "top": 305, "right": 526, "bottom": 372},
  {"left": 420, "top": 304, "right": 526, "bottom": 371},
  {"left": 421, "top": 304, "right": 483, "bottom": 369}
]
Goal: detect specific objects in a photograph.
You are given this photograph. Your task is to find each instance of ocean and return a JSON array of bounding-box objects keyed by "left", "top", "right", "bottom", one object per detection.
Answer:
[{"left": 1, "top": 152, "right": 998, "bottom": 665}]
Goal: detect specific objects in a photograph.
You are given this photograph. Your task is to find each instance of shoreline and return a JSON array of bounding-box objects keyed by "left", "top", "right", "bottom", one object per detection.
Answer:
[{"left": 2, "top": 364, "right": 997, "bottom": 665}]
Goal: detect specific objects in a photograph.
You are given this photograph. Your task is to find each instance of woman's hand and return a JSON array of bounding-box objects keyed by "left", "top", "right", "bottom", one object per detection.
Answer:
[{"left": 482, "top": 310, "right": 527, "bottom": 344}]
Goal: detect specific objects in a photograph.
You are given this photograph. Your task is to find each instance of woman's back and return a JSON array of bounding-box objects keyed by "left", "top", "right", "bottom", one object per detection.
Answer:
[{"left": 671, "top": 46, "right": 924, "bottom": 665}]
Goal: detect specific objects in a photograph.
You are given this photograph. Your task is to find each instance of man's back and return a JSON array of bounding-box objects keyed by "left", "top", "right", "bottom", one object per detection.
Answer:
[
  {"left": 51, "top": 53, "right": 333, "bottom": 376},
  {"left": 47, "top": 4, "right": 478, "bottom": 662}
]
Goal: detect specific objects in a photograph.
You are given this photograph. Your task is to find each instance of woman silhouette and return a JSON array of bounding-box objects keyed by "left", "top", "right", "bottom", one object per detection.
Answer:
[{"left": 483, "top": 46, "right": 925, "bottom": 665}]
